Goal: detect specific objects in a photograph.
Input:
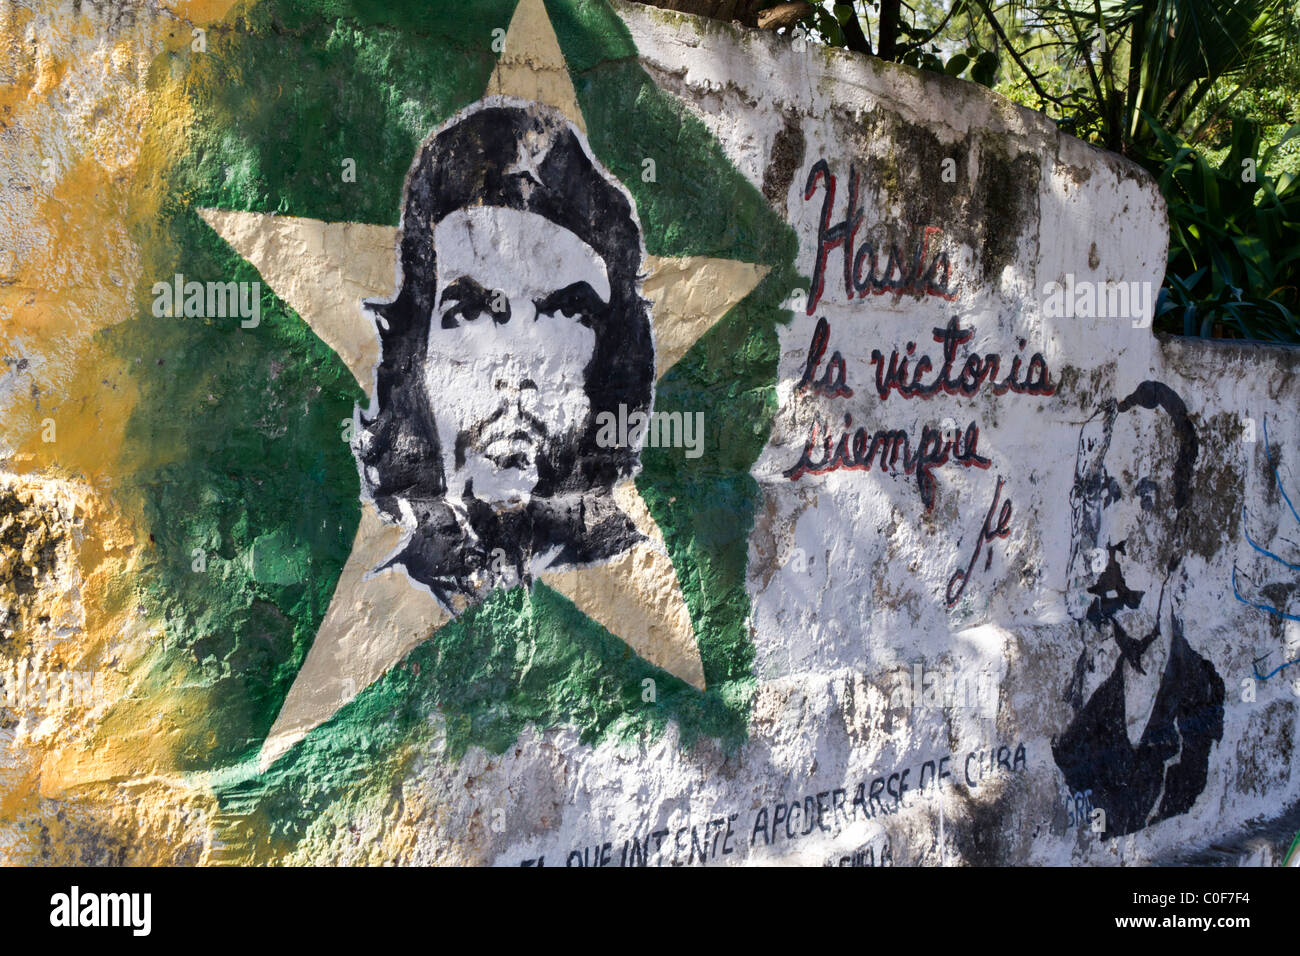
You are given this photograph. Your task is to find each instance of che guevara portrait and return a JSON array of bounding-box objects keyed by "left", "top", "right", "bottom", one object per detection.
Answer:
[{"left": 355, "top": 99, "right": 656, "bottom": 615}]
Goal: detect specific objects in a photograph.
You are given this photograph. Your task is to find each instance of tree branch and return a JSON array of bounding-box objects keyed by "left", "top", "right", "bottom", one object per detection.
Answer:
[
  {"left": 972, "top": 0, "right": 1056, "bottom": 107},
  {"left": 879, "top": 0, "right": 903, "bottom": 59},
  {"left": 841, "top": 5, "right": 874, "bottom": 55}
]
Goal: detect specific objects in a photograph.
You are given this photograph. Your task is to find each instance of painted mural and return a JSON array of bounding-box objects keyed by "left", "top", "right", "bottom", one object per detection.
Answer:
[
  {"left": 0, "top": 0, "right": 1296, "bottom": 866},
  {"left": 1055, "top": 382, "right": 1225, "bottom": 838}
]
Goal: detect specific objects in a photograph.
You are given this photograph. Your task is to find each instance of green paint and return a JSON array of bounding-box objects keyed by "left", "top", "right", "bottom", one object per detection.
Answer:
[
  {"left": 106, "top": 207, "right": 361, "bottom": 768},
  {"left": 111, "top": 0, "right": 801, "bottom": 855},
  {"left": 170, "top": 1, "right": 513, "bottom": 224}
]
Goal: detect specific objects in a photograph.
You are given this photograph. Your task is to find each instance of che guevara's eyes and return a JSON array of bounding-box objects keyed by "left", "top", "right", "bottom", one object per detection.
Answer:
[
  {"left": 437, "top": 278, "right": 507, "bottom": 329},
  {"left": 436, "top": 279, "right": 606, "bottom": 328},
  {"left": 1074, "top": 471, "right": 1122, "bottom": 511},
  {"left": 1101, "top": 476, "right": 1123, "bottom": 507},
  {"left": 537, "top": 305, "right": 589, "bottom": 327},
  {"left": 1079, "top": 472, "right": 1105, "bottom": 502},
  {"left": 440, "top": 303, "right": 490, "bottom": 328},
  {"left": 534, "top": 282, "right": 604, "bottom": 329},
  {"left": 1136, "top": 476, "right": 1159, "bottom": 512}
]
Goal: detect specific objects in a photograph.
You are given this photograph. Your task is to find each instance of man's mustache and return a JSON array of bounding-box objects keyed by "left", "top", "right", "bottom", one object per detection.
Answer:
[
  {"left": 1084, "top": 541, "right": 1145, "bottom": 624},
  {"left": 454, "top": 401, "right": 550, "bottom": 468}
]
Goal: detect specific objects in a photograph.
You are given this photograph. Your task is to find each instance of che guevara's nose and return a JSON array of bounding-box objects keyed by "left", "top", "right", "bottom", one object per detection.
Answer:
[
  {"left": 494, "top": 376, "right": 538, "bottom": 393},
  {"left": 1065, "top": 549, "right": 1094, "bottom": 621}
]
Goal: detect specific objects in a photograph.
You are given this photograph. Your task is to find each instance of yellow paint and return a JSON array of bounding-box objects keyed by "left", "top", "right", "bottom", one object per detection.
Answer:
[
  {"left": 643, "top": 256, "right": 772, "bottom": 379},
  {"left": 197, "top": 0, "right": 765, "bottom": 758},
  {"left": 542, "top": 539, "right": 707, "bottom": 691},
  {"left": 488, "top": 0, "right": 588, "bottom": 134},
  {"left": 0, "top": 0, "right": 768, "bottom": 862},
  {"left": 542, "top": 480, "right": 706, "bottom": 689},
  {"left": 259, "top": 503, "right": 452, "bottom": 772},
  {"left": 169, "top": 0, "right": 243, "bottom": 23},
  {"left": 201, "top": 204, "right": 728, "bottom": 756},
  {"left": 197, "top": 209, "right": 395, "bottom": 398},
  {"left": 0, "top": 0, "right": 240, "bottom": 862}
]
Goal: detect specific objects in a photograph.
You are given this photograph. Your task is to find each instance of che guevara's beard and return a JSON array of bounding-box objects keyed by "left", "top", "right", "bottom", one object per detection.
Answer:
[
  {"left": 454, "top": 402, "right": 552, "bottom": 476},
  {"left": 1085, "top": 542, "right": 1143, "bottom": 620},
  {"left": 1085, "top": 543, "right": 1159, "bottom": 674}
]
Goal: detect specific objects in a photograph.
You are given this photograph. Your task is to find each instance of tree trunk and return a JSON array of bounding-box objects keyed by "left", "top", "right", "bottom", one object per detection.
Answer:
[
  {"left": 631, "top": 0, "right": 812, "bottom": 30},
  {"left": 877, "top": 0, "right": 902, "bottom": 60},
  {"left": 630, "top": 0, "right": 766, "bottom": 27}
]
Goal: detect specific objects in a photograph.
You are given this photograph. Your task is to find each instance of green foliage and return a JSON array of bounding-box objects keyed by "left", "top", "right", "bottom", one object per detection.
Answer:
[
  {"left": 1147, "top": 114, "right": 1300, "bottom": 340},
  {"left": 900, "top": 42, "right": 1000, "bottom": 86},
  {"left": 1001, "top": 0, "right": 1299, "bottom": 340},
  {"left": 1023, "top": 0, "right": 1295, "bottom": 158},
  {"left": 792, "top": 0, "right": 1299, "bottom": 341},
  {"left": 799, "top": 0, "right": 1003, "bottom": 85}
]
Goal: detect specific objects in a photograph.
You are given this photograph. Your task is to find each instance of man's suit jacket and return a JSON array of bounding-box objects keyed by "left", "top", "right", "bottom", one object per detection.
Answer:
[{"left": 1053, "top": 617, "right": 1225, "bottom": 838}]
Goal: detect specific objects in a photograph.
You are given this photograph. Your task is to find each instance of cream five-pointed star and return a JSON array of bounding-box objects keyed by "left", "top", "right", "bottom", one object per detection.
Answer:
[{"left": 199, "top": 0, "right": 769, "bottom": 771}]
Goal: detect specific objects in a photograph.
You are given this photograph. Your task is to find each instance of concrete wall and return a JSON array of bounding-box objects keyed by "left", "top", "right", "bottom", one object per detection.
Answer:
[{"left": 0, "top": 0, "right": 1296, "bottom": 865}]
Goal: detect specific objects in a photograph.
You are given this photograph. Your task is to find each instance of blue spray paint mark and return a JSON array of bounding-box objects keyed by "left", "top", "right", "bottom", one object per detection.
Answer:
[{"left": 1233, "top": 417, "right": 1300, "bottom": 679}]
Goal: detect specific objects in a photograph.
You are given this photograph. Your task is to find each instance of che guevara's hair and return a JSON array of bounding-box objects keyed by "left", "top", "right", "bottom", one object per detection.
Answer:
[
  {"left": 1066, "top": 379, "right": 1200, "bottom": 594},
  {"left": 1073, "top": 380, "right": 1198, "bottom": 513},
  {"left": 357, "top": 100, "right": 654, "bottom": 511},
  {"left": 1116, "top": 380, "right": 1199, "bottom": 511}
]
